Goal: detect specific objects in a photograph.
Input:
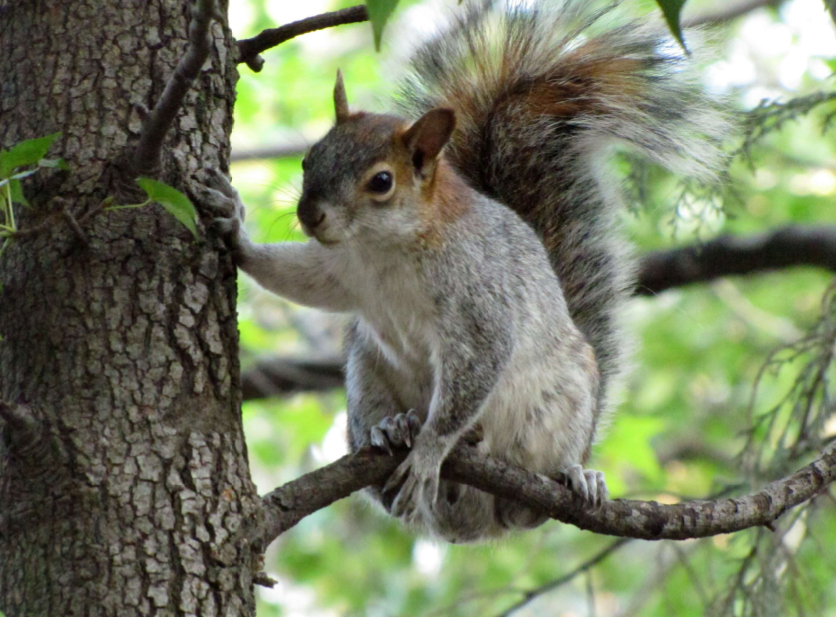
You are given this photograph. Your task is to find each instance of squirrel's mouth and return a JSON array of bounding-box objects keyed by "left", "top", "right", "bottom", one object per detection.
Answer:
[
  {"left": 305, "top": 226, "right": 340, "bottom": 247},
  {"left": 315, "top": 236, "right": 340, "bottom": 247},
  {"left": 300, "top": 222, "right": 332, "bottom": 242}
]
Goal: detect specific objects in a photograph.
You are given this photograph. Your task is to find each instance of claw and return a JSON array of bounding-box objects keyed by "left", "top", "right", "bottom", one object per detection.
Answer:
[
  {"left": 563, "top": 465, "right": 608, "bottom": 508},
  {"left": 406, "top": 409, "right": 422, "bottom": 439},
  {"left": 369, "top": 411, "right": 423, "bottom": 453},
  {"left": 564, "top": 464, "right": 589, "bottom": 502},
  {"left": 594, "top": 471, "right": 608, "bottom": 506},
  {"left": 586, "top": 471, "right": 598, "bottom": 505},
  {"left": 396, "top": 414, "right": 412, "bottom": 448},
  {"left": 370, "top": 426, "right": 394, "bottom": 456}
]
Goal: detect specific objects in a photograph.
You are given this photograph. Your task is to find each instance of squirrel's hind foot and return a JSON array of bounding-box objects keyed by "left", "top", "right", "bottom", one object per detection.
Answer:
[
  {"left": 369, "top": 410, "right": 422, "bottom": 456},
  {"left": 563, "top": 465, "right": 608, "bottom": 508}
]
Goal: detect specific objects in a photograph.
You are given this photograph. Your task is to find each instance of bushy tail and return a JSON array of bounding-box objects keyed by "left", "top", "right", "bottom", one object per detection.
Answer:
[{"left": 396, "top": 0, "right": 728, "bottom": 417}]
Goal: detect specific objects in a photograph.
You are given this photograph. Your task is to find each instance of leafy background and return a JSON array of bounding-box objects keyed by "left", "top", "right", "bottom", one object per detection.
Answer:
[{"left": 224, "top": 0, "right": 836, "bottom": 615}]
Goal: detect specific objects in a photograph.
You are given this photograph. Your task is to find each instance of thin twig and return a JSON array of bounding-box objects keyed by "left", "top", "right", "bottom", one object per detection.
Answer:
[
  {"left": 683, "top": 0, "right": 783, "bottom": 28},
  {"left": 7, "top": 197, "right": 110, "bottom": 241},
  {"left": 613, "top": 543, "right": 684, "bottom": 617},
  {"left": 61, "top": 206, "right": 87, "bottom": 244},
  {"left": 236, "top": 5, "right": 368, "bottom": 73},
  {"left": 671, "top": 543, "right": 710, "bottom": 607},
  {"left": 7, "top": 213, "right": 60, "bottom": 239},
  {"left": 133, "top": 0, "right": 219, "bottom": 173},
  {"left": 498, "top": 538, "right": 631, "bottom": 617},
  {"left": 718, "top": 542, "right": 760, "bottom": 615},
  {"left": 232, "top": 0, "right": 773, "bottom": 74},
  {"left": 253, "top": 572, "right": 278, "bottom": 588},
  {"left": 739, "top": 92, "right": 836, "bottom": 162},
  {"left": 231, "top": 141, "right": 308, "bottom": 163},
  {"left": 76, "top": 198, "right": 111, "bottom": 226}
]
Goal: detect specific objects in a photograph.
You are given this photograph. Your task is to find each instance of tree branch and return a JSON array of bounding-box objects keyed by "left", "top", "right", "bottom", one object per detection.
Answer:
[
  {"left": 241, "top": 355, "right": 344, "bottom": 400},
  {"left": 254, "top": 442, "right": 836, "bottom": 550},
  {"left": 133, "top": 0, "right": 219, "bottom": 173},
  {"left": 236, "top": 5, "right": 368, "bottom": 73},
  {"left": 682, "top": 0, "right": 783, "bottom": 28},
  {"left": 230, "top": 141, "right": 308, "bottom": 163},
  {"left": 636, "top": 225, "right": 836, "bottom": 296}
]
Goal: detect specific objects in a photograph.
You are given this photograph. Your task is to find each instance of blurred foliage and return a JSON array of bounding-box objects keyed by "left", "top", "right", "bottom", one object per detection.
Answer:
[{"left": 228, "top": 0, "right": 836, "bottom": 615}]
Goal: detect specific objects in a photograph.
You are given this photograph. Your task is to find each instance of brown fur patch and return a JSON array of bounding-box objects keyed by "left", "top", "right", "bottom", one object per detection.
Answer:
[
  {"left": 416, "top": 160, "right": 472, "bottom": 247},
  {"left": 563, "top": 39, "right": 644, "bottom": 97},
  {"left": 380, "top": 121, "right": 473, "bottom": 249},
  {"left": 388, "top": 126, "right": 417, "bottom": 197},
  {"left": 495, "top": 50, "right": 645, "bottom": 121}
]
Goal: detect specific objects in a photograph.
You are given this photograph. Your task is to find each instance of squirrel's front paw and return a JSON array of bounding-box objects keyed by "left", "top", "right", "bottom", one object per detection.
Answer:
[
  {"left": 192, "top": 168, "right": 246, "bottom": 239},
  {"left": 383, "top": 447, "right": 441, "bottom": 520},
  {"left": 562, "top": 465, "right": 608, "bottom": 508},
  {"left": 370, "top": 410, "right": 422, "bottom": 456}
]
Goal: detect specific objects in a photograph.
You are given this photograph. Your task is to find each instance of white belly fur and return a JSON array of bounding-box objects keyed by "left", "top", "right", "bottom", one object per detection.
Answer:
[{"left": 478, "top": 349, "right": 594, "bottom": 474}]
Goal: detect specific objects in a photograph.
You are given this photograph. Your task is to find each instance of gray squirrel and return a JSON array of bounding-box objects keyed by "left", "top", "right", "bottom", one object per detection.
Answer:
[{"left": 196, "top": 1, "right": 726, "bottom": 543}]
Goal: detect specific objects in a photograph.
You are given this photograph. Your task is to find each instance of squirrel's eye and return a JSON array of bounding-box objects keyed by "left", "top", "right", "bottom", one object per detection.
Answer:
[{"left": 367, "top": 171, "right": 393, "bottom": 194}]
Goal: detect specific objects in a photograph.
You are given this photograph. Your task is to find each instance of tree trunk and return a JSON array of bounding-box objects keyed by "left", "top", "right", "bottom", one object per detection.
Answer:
[{"left": 0, "top": 1, "right": 258, "bottom": 615}]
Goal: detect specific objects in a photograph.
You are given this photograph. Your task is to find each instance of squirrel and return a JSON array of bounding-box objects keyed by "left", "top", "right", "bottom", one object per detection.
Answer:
[{"left": 196, "top": 0, "right": 727, "bottom": 543}]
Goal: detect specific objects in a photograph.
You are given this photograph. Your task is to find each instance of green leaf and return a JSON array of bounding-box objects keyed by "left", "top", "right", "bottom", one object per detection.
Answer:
[
  {"left": 9, "top": 179, "right": 29, "bottom": 207},
  {"left": 0, "top": 133, "right": 62, "bottom": 178},
  {"left": 39, "top": 158, "right": 70, "bottom": 171},
  {"left": 366, "top": 0, "right": 400, "bottom": 51},
  {"left": 136, "top": 177, "right": 198, "bottom": 238},
  {"left": 655, "top": 0, "right": 688, "bottom": 51}
]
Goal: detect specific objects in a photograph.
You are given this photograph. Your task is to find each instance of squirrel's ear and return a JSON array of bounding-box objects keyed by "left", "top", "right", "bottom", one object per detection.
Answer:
[
  {"left": 334, "top": 69, "right": 350, "bottom": 124},
  {"left": 402, "top": 108, "right": 456, "bottom": 173}
]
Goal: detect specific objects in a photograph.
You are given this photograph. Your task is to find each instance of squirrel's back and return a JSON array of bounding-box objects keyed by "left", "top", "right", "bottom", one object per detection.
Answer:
[{"left": 396, "top": 0, "right": 728, "bottom": 421}]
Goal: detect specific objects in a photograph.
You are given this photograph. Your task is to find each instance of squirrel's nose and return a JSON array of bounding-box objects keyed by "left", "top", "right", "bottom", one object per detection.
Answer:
[{"left": 297, "top": 199, "right": 326, "bottom": 231}]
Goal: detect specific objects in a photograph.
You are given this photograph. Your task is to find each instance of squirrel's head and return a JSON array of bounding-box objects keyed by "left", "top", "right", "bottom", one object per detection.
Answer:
[{"left": 296, "top": 71, "right": 456, "bottom": 247}]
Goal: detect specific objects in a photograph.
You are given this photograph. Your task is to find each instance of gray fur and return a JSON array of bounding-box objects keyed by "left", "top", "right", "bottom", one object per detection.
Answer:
[{"left": 343, "top": 194, "right": 600, "bottom": 541}]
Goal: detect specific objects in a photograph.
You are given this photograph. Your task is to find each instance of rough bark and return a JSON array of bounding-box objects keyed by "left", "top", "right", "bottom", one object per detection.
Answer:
[{"left": 0, "top": 1, "right": 259, "bottom": 616}]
